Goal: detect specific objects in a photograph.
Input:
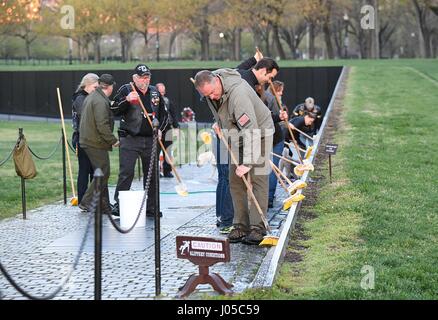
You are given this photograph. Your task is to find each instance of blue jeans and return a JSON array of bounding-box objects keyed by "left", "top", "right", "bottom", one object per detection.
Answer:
[
  {"left": 269, "top": 141, "right": 284, "bottom": 202},
  {"left": 216, "top": 164, "right": 234, "bottom": 228}
]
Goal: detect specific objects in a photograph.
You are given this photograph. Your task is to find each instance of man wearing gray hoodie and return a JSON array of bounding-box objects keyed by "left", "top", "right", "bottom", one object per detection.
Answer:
[{"left": 194, "top": 69, "right": 274, "bottom": 245}]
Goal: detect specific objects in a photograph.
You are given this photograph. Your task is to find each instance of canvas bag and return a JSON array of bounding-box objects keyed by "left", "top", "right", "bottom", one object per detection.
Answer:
[{"left": 13, "top": 135, "right": 37, "bottom": 179}]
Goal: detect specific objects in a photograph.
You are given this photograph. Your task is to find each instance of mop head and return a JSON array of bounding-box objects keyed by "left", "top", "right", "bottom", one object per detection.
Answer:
[
  {"left": 305, "top": 146, "right": 313, "bottom": 159},
  {"left": 282, "top": 193, "right": 305, "bottom": 211},
  {"left": 287, "top": 180, "right": 307, "bottom": 194},
  {"left": 70, "top": 197, "right": 78, "bottom": 206},
  {"left": 197, "top": 151, "right": 216, "bottom": 167},
  {"left": 175, "top": 183, "right": 189, "bottom": 197},
  {"left": 200, "top": 131, "right": 212, "bottom": 145}
]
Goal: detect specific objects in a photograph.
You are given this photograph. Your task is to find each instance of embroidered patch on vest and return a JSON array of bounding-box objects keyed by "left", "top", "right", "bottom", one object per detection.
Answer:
[{"left": 237, "top": 113, "right": 251, "bottom": 129}]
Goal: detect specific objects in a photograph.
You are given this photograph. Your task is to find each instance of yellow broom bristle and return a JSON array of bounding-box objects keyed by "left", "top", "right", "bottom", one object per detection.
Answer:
[
  {"left": 259, "top": 235, "right": 279, "bottom": 246},
  {"left": 70, "top": 197, "right": 78, "bottom": 206},
  {"left": 305, "top": 146, "right": 313, "bottom": 159},
  {"left": 282, "top": 193, "right": 305, "bottom": 211}
]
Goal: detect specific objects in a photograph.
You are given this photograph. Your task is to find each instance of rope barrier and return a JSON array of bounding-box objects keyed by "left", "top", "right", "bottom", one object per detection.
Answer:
[
  {"left": 105, "top": 129, "right": 158, "bottom": 234},
  {"left": 0, "top": 190, "right": 100, "bottom": 300},
  {"left": 0, "top": 146, "right": 14, "bottom": 167},
  {"left": 27, "top": 137, "right": 62, "bottom": 160}
]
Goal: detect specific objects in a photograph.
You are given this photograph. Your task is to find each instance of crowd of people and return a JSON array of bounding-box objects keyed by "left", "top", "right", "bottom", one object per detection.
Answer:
[{"left": 72, "top": 54, "right": 321, "bottom": 245}]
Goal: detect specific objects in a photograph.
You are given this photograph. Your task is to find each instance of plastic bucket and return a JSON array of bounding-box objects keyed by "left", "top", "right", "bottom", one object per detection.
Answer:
[{"left": 119, "top": 190, "right": 147, "bottom": 228}]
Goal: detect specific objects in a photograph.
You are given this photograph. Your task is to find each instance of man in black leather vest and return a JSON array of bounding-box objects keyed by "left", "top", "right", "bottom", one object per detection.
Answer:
[{"left": 111, "top": 64, "right": 166, "bottom": 217}]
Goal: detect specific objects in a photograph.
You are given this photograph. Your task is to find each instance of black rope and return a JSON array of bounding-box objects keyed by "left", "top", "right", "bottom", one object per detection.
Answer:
[
  {"left": 66, "top": 140, "right": 76, "bottom": 153},
  {"left": 28, "top": 137, "right": 62, "bottom": 160},
  {"left": 0, "top": 146, "right": 14, "bottom": 167},
  {"left": 105, "top": 130, "right": 158, "bottom": 233},
  {"left": 0, "top": 190, "right": 100, "bottom": 300}
]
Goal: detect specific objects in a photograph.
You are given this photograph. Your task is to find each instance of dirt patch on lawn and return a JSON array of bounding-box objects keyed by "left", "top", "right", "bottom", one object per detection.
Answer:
[{"left": 283, "top": 67, "right": 350, "bottom": 265}]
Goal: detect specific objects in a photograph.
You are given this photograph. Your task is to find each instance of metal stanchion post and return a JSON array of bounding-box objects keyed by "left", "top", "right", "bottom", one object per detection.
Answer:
[
  {"left": 18, "top": 128, "right": 27, "bottom": 219},
  {"left": 137, "top": 156, "right": 141, "bottom": 181},
  {"left": 93, "top": 168, "right": 104, "bottom": 300},
  {"left": 62, "top": 129, "right": 67, "bottom": 205},
  {"left": 152, "top": 119, "right": 161, "bottom": 296}
]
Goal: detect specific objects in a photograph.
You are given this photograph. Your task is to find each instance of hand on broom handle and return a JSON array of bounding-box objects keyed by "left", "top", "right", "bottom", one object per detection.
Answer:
[
  {"left": 56, "top": 88, "right": 77, "bottom": 205},
  {"left": 268, "top": 80, "right": 303, "bottom": 164},
  {"left": 288, "top": 123, "right": 315, "bottom": 141},
  {"left": 129, "top": 83, "right": 184, "bottom": 185}
]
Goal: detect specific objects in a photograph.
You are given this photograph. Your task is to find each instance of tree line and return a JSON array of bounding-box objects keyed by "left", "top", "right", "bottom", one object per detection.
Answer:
[{"left": 1, "top": 0, "right": 437, "bottom": 62}]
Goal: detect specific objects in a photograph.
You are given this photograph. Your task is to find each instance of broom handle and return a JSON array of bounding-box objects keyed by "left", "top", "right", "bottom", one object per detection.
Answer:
[
  {"left": 269, "top": 161, "right": 289, "bottom": 193},
  {"left": 129, "top": 83, "right": 183, "bottom": 184},
  {"left": 56, "top": 88, "right": 76, "bottom": 198},
  {"left": 269, "top": 160, "right": 294, "bottom": 186},
  {"left": 284, "top": 141, "right": 306, "bottom": 153},
  {"left": 290, "top": 124, "right": 314, "bottom": 140},
  {"left": 268, "top": 81, "right": 303, "bottom": 163},
  {"left": 271, "top": 152, "right": 300, "bottom": 166}
]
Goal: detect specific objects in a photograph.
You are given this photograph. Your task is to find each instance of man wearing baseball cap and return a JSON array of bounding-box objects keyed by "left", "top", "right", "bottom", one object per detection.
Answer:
[
  {"left": 79, "top": 74, "right": 118, "bottom": 214},
  {"left": 111, "top": 64, "right": 167, "bottom": 218}
]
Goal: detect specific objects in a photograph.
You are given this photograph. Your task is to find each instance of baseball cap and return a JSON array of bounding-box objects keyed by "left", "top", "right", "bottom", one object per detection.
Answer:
[
  {"left": 305, "top": 97, "right": 314, "bottom": 110},
  {"left": 135, "top": 64, "right": 152, "bottom": 76},
  {"left": 98, "top": 74, "right": 116, "bottom": 86}
]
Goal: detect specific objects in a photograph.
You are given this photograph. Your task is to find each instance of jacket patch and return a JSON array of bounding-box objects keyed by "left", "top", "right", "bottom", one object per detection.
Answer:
[{"left": 237, "top": 113, "right": 251, "bottom": 129}]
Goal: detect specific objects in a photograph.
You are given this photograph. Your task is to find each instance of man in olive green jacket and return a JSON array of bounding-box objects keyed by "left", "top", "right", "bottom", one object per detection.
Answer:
[
  {"left": 194, "top": 69, "right": 274, "bottom": 245},
  {"left": 79, "top": 74, "right": 118, "bottom": 214}
]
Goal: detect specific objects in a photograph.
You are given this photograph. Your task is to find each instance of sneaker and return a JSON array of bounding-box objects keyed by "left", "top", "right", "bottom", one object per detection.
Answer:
[
  {"left": 228, "top": 227, "right": 248, "bottom": 243},
  {"left": 243, "top": 228, "right": 266, "bottom": 245},
  {"left": 163, "top": 172, "right": 174, "bottom": 178},
  {"left": 219, "top": 226, "right": 233, "bottom": 234},
  {"left": 78, "top": 204, "right": 89, "bottom": 212}
]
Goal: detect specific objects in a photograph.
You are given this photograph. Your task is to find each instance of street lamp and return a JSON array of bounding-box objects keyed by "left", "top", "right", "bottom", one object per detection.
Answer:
[
  {"left": 343, "top": 13, "right": 349, "bottom": 59},
  {"left": 219, "top": 32, "right": 224, "bottom": 60},
  {"left": 155, "top": 18, "right": 160, "bottom": 63}
]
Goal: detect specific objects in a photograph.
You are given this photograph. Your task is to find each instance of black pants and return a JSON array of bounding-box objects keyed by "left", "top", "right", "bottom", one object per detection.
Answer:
[
  {"left": 76, "top": 144, "right": 93, "bottom": 204},
  {"left": 80, "top": 146, "right": 112, "bottom": 213},
  {"left": 114, "top": 135, "right": 158, "bottom": 212}
]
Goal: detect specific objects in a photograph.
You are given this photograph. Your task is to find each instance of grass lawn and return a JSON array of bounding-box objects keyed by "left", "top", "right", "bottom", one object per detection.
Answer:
[{"left": 234, "top": 60, "right": 438, "bottom": 299}]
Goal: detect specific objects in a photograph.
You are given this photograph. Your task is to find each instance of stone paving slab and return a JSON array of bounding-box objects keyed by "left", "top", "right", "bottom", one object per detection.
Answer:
[{"left": 0, "top": 164, "right": 289, "bottom": 300}]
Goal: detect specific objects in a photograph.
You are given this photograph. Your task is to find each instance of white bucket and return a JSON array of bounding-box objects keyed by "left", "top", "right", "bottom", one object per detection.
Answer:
[{"left": 119, "top": 190, "right": 147, "bottom": 228}]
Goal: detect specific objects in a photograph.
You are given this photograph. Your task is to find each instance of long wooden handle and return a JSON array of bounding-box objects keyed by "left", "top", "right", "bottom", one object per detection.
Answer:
[
  {"left": 268, "top": 81, "right": 303, "bottom": 163},
  {"left": 129, "top": 83, "right": 183, "bottom": 184},
  {"left": 56, "top": 88, "right": 76, "bottom": 198},
  {"left": 269, "top": 161, "right": 289, "bottom": 193},
  {"left": 271, "top": 152, "right": 299, "bottom": 166},
  {"left": 290, "top": 124, "right": 314, "bottom": 140},
  {"left": 284, "top": 141, "right": 306, "bottom": 152},
  {"left": 270, "top": 160, "right": 294, "bottom": 186}
]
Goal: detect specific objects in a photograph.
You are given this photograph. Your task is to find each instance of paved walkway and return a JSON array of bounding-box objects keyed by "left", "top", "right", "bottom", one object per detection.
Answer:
[{"left": 0, "top": 164, "right": 289, "bottom": 300}]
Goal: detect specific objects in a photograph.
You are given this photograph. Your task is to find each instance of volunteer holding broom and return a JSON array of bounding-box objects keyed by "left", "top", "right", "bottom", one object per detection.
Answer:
[
  {"left": 111, "top": 64, "right": 167, "bottom": 218},
  {"left": 194, "top": 69, "right": 274, "bottom": 245}
]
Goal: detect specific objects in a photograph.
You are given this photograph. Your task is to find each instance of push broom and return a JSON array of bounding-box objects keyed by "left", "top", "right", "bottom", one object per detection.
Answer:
[
  {"left": 56, "top": 88, "right": 78, "bottom": 206},
  {"left": 271, "top": 152, "right": 315, "bottom": 177},
  {"left": 129, "top": 83, "right": 188, "bottom": 196}
]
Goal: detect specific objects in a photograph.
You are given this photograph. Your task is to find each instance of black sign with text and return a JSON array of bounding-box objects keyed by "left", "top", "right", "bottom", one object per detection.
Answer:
[{"left": 325, "top": 144, "right": 338, "bottom": 155}]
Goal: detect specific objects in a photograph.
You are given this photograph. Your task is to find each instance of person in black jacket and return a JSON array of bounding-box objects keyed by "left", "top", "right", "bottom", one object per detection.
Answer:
[
  {"left": 71, "top": 73, "right": 99, "bottom": 204},
  {"left": 156, "top": 82, "right": 180, "bottom": 178},
  {"left": 111, "top": 64, "right": 167, "bottom": 217}
]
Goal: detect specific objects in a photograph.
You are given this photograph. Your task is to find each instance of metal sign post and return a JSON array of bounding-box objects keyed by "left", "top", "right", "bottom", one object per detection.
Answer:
[
  {"left": 176, "top": 236, "right": 233, "bottom": 298},
  {"left": 325, "top": 144, "right": 338, "bottom": 183}
]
